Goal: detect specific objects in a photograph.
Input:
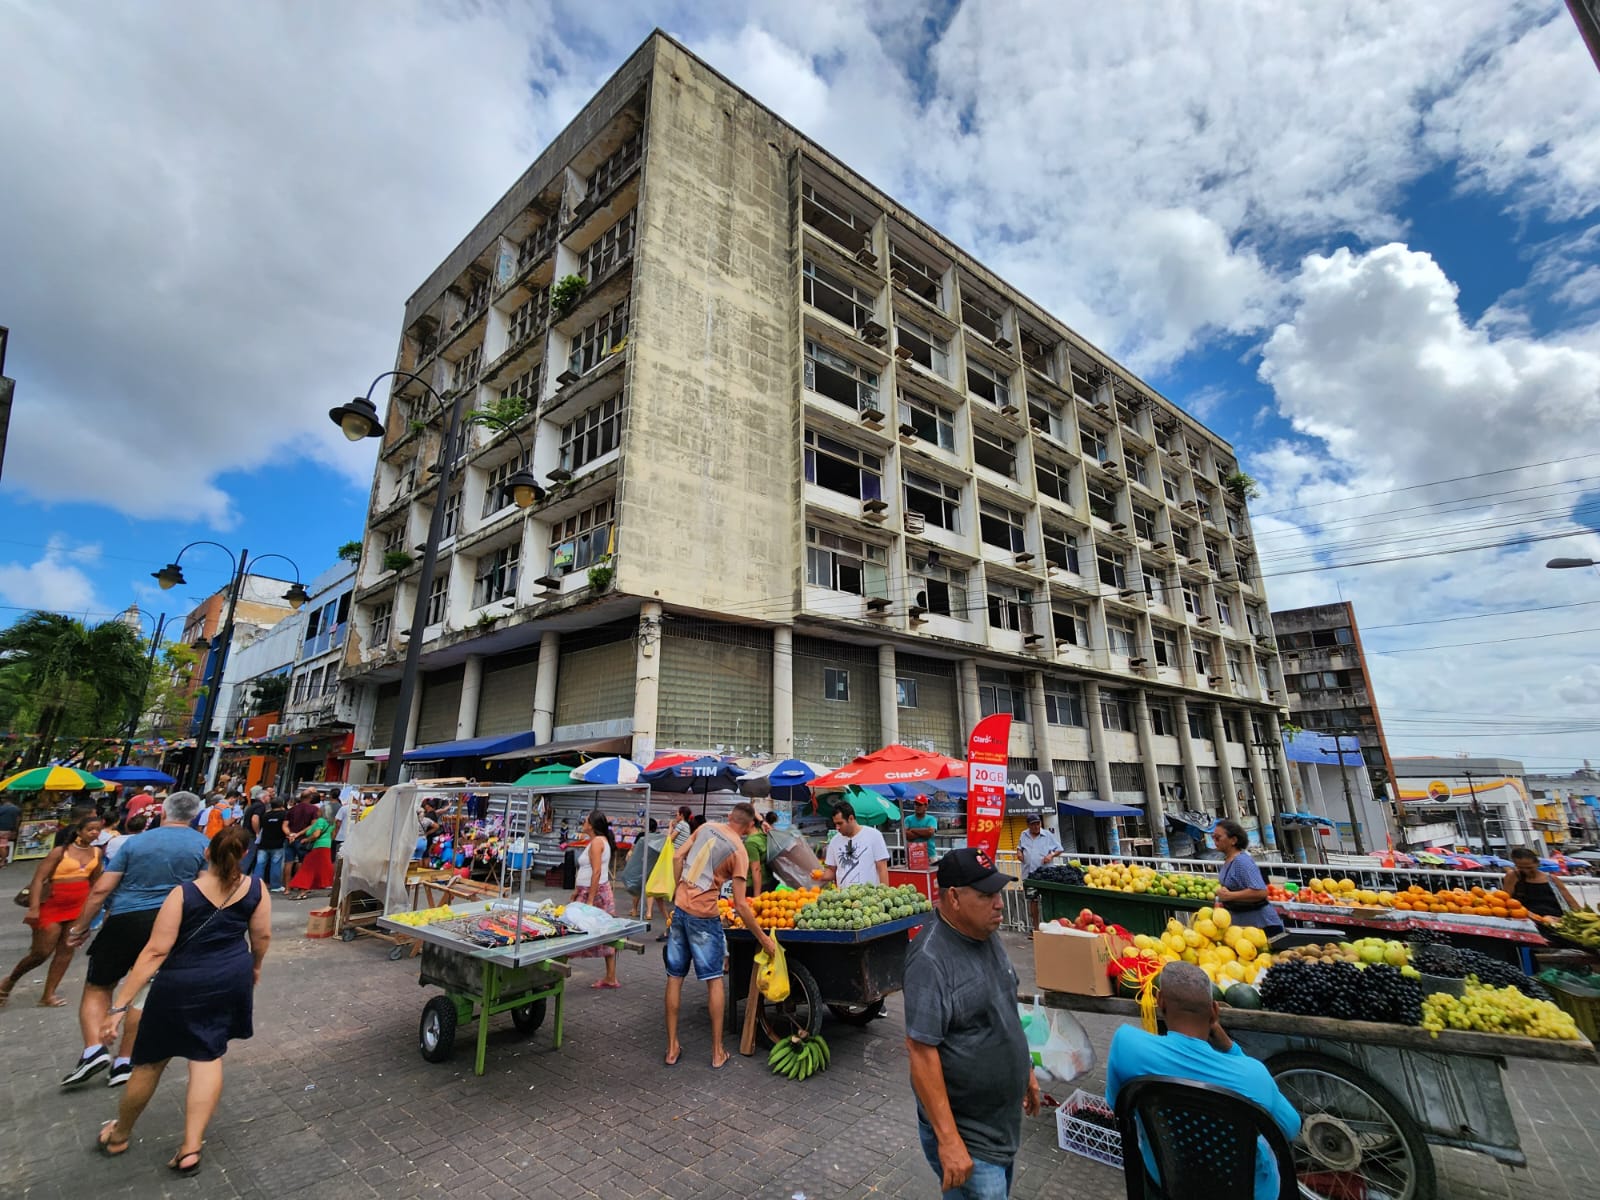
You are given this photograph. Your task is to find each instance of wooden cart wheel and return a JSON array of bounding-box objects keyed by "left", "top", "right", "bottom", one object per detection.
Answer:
[
  {"left": 418, "top": 996, "right": 457, "bottom": 1063},
  {"left": 510, "top": 999, "right": 547, "bottom": 1034},
  {"left": 1268, "top": 1051, "right": 1437, "bottom": 1200},
  {"left": 759, "top": 960, "right": 822, "bottom": 1044}
]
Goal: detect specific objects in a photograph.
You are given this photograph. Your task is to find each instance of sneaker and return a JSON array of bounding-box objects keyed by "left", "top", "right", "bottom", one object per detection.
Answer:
[
  {"left": 61, "top": 1047, "right": 111, "bottom": 1088},
  {"left": 107, "top": 1061, "right": 132, "bottom": 1088}
]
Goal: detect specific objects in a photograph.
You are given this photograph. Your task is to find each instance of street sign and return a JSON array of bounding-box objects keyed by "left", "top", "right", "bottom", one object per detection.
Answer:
[{"left": 1005, "top": 771, "right": 1057, "bottom": 815}]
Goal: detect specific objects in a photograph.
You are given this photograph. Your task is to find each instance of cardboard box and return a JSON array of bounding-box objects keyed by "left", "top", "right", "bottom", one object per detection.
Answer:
[
  {"left": 305, "top": 908, "right": 336, "bottom": 939},
  {"left": 1034, "top": 926, "right": 1131, "bottom": 996}
]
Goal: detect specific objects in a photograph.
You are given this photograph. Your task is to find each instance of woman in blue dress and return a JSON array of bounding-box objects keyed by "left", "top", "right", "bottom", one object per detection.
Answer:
[
  {"left": 1212, "top": 818, "right": 1283, "bottom": 937},
  {"left": 93, "top": 825, "right": 272, "bottom": 1174}
]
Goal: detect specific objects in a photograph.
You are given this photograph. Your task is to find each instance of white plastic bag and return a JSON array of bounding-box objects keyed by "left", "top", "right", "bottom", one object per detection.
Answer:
[
  {"left": 558, "top": 901, "right": 631, "bottom": 935},
  {"left": 1017, "top": 998, "right": 1095, "bottom": 1084}
]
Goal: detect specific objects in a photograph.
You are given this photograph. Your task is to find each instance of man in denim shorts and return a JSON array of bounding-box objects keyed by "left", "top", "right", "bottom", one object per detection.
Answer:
[{"left": 662, "top": 802, "right": 775, "bottom": 1069}]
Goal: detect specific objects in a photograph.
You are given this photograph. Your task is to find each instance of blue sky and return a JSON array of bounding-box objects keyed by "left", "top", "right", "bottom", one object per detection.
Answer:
[{"left": 2, "top": 1, "right": 1599, "bottom": 765}]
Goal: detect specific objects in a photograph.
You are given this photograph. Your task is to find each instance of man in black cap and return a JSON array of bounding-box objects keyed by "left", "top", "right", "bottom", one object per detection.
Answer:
[{"left": 903, "top": 847, "right": 1039, "bottom": 1197}]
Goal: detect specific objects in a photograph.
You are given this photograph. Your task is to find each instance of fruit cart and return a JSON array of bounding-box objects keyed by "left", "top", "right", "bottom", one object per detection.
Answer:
[
  {"left": 1275, "top": 899, "right": 1547, "bottom": 971},
  {"left": 1027, "top": 989, "right": 1598, "bottom": 1200},
  {"left": 376, "top": 908, "right": 646, "bottom": 1075},
  {"left": 1028, "top": 879, "right": 1210, "bottom": 937},
  {"left": 725, "top": 912, "right": 931, "bottom": 1045}
]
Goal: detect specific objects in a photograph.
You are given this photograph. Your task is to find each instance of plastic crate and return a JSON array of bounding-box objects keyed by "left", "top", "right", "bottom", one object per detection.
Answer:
[
  {"left": 1547, "top": 979, "right": 1600, "bottom": 1043},
  {"left": 1056, "top": 1088, "right": 1123, "bottom": 1168}
]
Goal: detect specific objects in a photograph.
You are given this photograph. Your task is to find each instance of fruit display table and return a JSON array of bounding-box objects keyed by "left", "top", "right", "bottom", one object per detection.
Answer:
[
  {"left": 1276, "top": 899, "right": 1545, "bottom": 970},
  {"left": 1027, "top": 988, "right": 1597, "bottom": 1200},
  {"left": 1027, "top": 879, "right": 1209, "bottom": 936}
]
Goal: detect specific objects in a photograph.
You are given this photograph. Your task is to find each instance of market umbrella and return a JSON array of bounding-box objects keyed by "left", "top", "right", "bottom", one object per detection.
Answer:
[
  {"left": 740, "top": 759, "right": 828, "bottom": 789},
  {"left": 821, "top": 784, "right": 901, "bottom": 828},
  {"left": 94, "top": 766, "right": 177, "bottom": 787},
  {"left": 810, "top": 744, "right": 966, "bottom": 790},
  {"left": 512, "top": 763, "right": 582, "bottom": 788},
  {"left": 0, "top": 766, "right": 106, "bottom": 792},
  {"left": 642, "top": 755, "right": 746, "bottom": 816},
  {"left": 569, "top": 757, "right": 645, "bottom": 785}
]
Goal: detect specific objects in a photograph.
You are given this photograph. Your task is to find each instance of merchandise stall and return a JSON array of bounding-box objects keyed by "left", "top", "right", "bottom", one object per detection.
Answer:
[{"left": 0, "top": 766, "right": 108, "bottom": 861}]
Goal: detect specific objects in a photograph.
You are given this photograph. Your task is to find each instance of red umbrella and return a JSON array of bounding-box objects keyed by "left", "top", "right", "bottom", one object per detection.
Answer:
[{"left": 810, "top": 744, "right": 967, "bottom": 789}]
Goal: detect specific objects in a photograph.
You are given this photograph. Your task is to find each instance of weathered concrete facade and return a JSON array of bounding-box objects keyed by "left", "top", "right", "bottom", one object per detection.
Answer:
[{"left": 342, "top": 32, "right": 1294, "bottom": 853}]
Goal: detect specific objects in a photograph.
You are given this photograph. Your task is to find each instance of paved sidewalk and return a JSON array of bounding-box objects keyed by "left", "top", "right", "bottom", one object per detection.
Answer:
[{"left": 0, "top": 879, "right": 1595, "bottom": 1199}]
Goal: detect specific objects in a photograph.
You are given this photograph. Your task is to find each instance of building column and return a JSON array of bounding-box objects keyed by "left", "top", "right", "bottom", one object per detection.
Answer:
[
  {"left": 1210, "top": 703, "right": 1242, "bottom": 825},
  {"left": 1081, "top": 680, "right": 1121, "bottom": 855},
  {"left": 1026, "top": 669, "right": 1052, "bottom": 775},
  {"left": 1266, "top": 712, "right": 1298, "bottom": 850},
  {"left": 1246, "top": 722, "right": 1277, "bottom": 852},
  {"left": 772, "top": 626, "right": 794, "bottom": 757},
  {"left": 1132, "top": 690, "right": 1169, "bottom": 856},
  {"left": 631, "top": 603, "right": 663, "bottom": 766},
  {"left": 456, "top": 654, "right": 483, "bottom": 740},
  {"left": 877, "top": 644, "right": 899, "bottom": 746},
  {"left": 1171, "top": 697, "right": 1204, "bottom": 823},
  {"left": 957, "top": 659, "right": 981, "bottom": 738},
  {"left": 531, "top": 631, "right": 561, "bottom": 744}
]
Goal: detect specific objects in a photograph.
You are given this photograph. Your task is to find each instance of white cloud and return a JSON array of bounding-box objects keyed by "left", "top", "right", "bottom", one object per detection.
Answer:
[{"left": 0, "top": 537, "right": 104, "bottom": 614}]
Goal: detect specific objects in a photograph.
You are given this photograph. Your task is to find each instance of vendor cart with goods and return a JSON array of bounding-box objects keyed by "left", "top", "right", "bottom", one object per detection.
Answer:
[{"left": 1031, "top": 902, "right": 1598, "bottom": 1200}]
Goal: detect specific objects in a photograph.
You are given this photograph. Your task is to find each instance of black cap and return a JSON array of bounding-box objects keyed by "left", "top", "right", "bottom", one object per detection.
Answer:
[
  {"left": 936, "top": 846, "right": 1009, "bottom": 894},
  {"left": 1025, "top": 811, "right": 1042, "bottom": 823}
]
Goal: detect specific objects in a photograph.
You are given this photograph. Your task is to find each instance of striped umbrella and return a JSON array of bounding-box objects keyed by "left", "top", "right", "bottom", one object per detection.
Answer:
[
  {"left": 569, "top": 757, "right": 645, "bottom": 785},
  {"left": 0, "top": 765, "right": 107, "bottom": 791}
]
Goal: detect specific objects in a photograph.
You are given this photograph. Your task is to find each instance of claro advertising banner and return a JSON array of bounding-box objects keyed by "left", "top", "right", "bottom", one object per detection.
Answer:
[{"left": 965, "top": 713, "right": 1011, "bottom": 859}]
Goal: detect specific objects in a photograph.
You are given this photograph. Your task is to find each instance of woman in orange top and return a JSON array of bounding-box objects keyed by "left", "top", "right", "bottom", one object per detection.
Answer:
[{"left": 0, "top": 812, "right": 106, "bottom": 1007}]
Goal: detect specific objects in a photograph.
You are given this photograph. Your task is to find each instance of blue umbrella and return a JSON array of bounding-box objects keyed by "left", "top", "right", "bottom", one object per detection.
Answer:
[
  {"left": 570, "top": 757, "right": 645, "bottom": 785},
  {"left": 95, "top": 766, "right": 177, "bottom": 787},
  {"left": 642, "top": 755, "right": 746, "bottom": 815},
  {"left": 744, "top": 759, "right": 825, "bottom": 788}
]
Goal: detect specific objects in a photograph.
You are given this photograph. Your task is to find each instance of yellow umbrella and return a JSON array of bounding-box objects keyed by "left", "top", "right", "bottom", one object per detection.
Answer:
[{"left": 0, "top": 765, "right": 107, "bottom": 791}]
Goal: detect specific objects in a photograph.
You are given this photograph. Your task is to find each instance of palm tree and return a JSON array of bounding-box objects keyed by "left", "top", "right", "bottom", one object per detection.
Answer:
[{"left": 0, "top": 613, "right": 150, "bottom": 768}]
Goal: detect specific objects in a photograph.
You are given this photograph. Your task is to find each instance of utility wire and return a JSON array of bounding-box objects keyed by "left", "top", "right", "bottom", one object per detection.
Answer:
[{"left": 1249, "top": 451, "right": 1600, "bottom": 518}]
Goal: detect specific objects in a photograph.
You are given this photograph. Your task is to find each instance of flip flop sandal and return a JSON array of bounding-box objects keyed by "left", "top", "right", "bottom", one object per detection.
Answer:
[
  {"left": 168, "top": 1147, "right": 203, "bottom": 1175},
  {"left": 96, "top": 1122, "right": 129, "bottom": 1157}
]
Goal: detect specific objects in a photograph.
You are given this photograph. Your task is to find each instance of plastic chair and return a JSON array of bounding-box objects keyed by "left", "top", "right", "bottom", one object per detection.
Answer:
[{"left": 1113, "top": 1074, "right": 1299, "bottom": 1200}]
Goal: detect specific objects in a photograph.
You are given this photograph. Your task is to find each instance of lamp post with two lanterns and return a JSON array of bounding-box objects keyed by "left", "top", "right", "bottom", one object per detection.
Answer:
[
  {"left": 329, "top": 372, "right": 543, "bottom": 788},
  {"left": 151, "top": 542, "right": 309, "bottom": 791}
]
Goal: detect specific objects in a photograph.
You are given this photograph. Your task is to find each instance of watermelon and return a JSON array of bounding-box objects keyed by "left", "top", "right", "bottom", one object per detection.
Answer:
[{"left": 1224, "top": 983, "right": 1262, "bottom": 1010}]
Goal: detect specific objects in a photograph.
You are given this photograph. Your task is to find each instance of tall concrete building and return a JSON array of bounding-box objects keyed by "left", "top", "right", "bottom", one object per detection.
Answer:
[
  {"left": 1270, "top": 602, "right": 1396, "bottom": 804},
  {"left": 342, "top": 32, "right": 1295, "bottom": 855}
]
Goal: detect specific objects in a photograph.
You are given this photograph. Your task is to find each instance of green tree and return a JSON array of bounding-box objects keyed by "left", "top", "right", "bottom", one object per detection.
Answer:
[
  {"left": 139, "top": 641, "right": 201, "bottom": 739},
  {"left": 0, "top": 613, "right": 149, "bottom": 767}
]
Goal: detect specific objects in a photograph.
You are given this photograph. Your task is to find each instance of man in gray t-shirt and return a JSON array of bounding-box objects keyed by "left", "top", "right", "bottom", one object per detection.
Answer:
[{"left": 904, "top": 847, "right": 1039, "bottom": 1196}]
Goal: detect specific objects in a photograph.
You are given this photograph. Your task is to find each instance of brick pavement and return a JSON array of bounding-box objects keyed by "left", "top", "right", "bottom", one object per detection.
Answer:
[{"left": 0, "top": 878, "right": 1596, "bottom": 1199}]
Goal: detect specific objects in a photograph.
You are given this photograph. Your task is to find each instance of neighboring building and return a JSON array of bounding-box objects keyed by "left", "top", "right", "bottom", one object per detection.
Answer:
[
  {"left": 0, "top": 326, "right": 13, "bottom": 480},
  {"left": 1280, "top": 730, "right": 1394, "bottom": 859},
  {"left": 1526, "top": 765, "right": 1600, "bottom": 848},
  {"left": 210, "top": 616, "right": 301, "bottom": 792},
  {"left": 1271, "top": 602, "right": 1396, "bottom": 803},
  {"left": 1393, "top": 756, "right": 1536, "bottom": 853},
  {"left": 279, "top": 563, "right": 358, "bottom": 788},
  {"left": 342, "top": 31, "right": 1296, "bottom": 856}
]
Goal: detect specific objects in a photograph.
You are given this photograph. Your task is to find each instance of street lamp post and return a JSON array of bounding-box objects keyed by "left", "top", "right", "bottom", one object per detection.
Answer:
[
  {"left": 117, "top": 610, "right": 170, "bottom": 766},
  {"left": 152, "top": 543, "right": 308, "bottom": 791},
  {"left": 330, "top": 373, "right": 543, "bottom": 788},
  {"left": 1546, "top": 557, "right": 1599, "bottom": 569},
  {"left": 1320, "top": 735, "right": 1366, "bottom": 855}
]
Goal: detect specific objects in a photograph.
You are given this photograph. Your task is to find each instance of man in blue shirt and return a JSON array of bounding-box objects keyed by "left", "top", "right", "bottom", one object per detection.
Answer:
[
  {"left": 62, "top": 790, "right": 208, "bottom": 1089},
  {"left": 1016, "top": 813, "right": 1064, "bottom": 878},
  {"left": 1105, "top": 962, "right": 1301, "bottom": 1200}
]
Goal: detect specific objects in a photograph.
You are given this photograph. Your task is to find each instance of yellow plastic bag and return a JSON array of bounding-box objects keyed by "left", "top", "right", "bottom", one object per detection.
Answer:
[
  {"left": 755, "top": 935, "right": 790, "bottom": 1002},
  {"left": 644, "top": 841, "right": 676, "bottom": 900}
]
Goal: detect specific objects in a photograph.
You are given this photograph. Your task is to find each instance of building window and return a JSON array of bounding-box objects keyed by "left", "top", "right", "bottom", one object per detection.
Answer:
[
  {"left": 472, "top": 542, "right": 520, "bottom": 608},
  {"left": 1133, "top": 505, "right": 1157, "bottom": 543},
  {"left": 441, "top": 486, "right": 464, "bottom": 539},
  {"left": 370, "top": 601, "right": 392, "bottom": 647},
  {"left": 380, "top": 524, "right": 405, "bottom": 558},
  {"left": 578, "top": 210, "right": 636, "bottom": 283},
  {"left": 805, "top": 430, "right": 883, "bottom": 500},
  {"left": 500, "top": 363, "right": 540, "bottom": 407},
  {"left": 519, "top": 221, "right": 556, "bottom": 269},
  {"left": 1227, "top": 650, "right": 1249, "bottom": 689},
  {"left": 1236, "top": 554, "right": 1256, "bottom": 584},
  {"left": 1021, "top": 330, "right": 1055, "bottom": 378},
  {"left": 1087, "top": 478, "right": 1119, "bottom": 523},
  {"left": 1194, "top": 485, "right": 1216, "bottom": 522},
  {"left": 896, "top": 678, "right": 918, "bottom": 708},
  {"left": 1043, "top": 526, "right": 1080, "bottom": 573},
  {"left": 1205, "top": 540, "right": 1223, "bottom": 574},
  {"left": 483, "top": 448, "right": 534, "bottom": 518},
  {"left": 1148, "top": 698, "right": 1175, "bottom": 737},
  {"left": 1162, "top": 470, "right": 1182, "bottom": 502},
  {"left": 1193, "top": 642, "right": 1213, "bottom": 677},
  {"left": 506, "top": 286, "right": 550, "bottom": 349},
  {"left": 1245, "top": 606, "right": 1264, "bottom": 637},
  {"left": 1100, "top": 690, "right": 1133, "bottom": 733},
  {"left": 972, "top": 424, "right": 1017, "bottom": 477},
  {"left": 1189, "top": 710, "right": 1211, "bottom": 743},
  {"left": 1105, "top": 615, "right": 1137, "bottom": 657},
  {"left": 823, "top": 667, "right": 850, "bottom": 703},
  {"left": 1182, "top": 583, "right": 1204, "bottom": 617},
  {"left": 1222, "top": 714, "right": 1243, "bottom": 743},
  {"left": 803, "top": 182, "right": 874, "bottom": 253},
  {"left": 1036, "top": 458, "right": 1073, "bottom": 505},
  {"left": 979, "top": 500, "right": 1027, "bottom": 552},
  {"left": 1080, "top": 425, "right": 1110, "bottom": 462},
  {"left": 805, "top": 339, "right": 879, "bottom": 413},
  {"left": 910, "top": 555, "right": 968, "bottom": 617},
  {"left": 895, "top": 315, "right": 949, "bottom": 377},
  {"left": 450, "top": 346, "right": 482, "bottom": 394},
  {"left": 1097, "top": 547, "right": 1126, "bottom": 589},
  {"left": 1029, "top": 396, "right": 1066, "bottom": 440},
  {"left": 978, "top": 670, "right": 1027, "bottom": 719},
  {"left": 1227, "top": 506, "right": 1245, "bottom": 536},
  {"left": 898, "top": 390, "right": 956, "bottom": 451},
  {"left": 904, "top": 470, "right": 961, "bottom": 531},
  {"left": 961, "top": 291, "right": 1006, "bottom": 343},
  {"left": 1216, "top": 596, "right": 1233, "bottom": 629},
  {"left": 590, "top": 130, "right": 642, "bottom": 195},
  {"left": 1152, "top": 624, "right": 1180, "bottom": 668},
  {"left": 549, "top": 497, "right": 614, "bottom": 575},
  {"left": 561, "top": 394, "right": 627, "bottom": 473},
  {"left": 1052, "top": 603, "right": 1090, "bottom": 648},
  {"left": 1141, "top": 560, "right": 1167, "bottom": 605},
  {"left": 425, "top": 572, "right": 448, "bottom": 625},
  {"left": 803, "top": 259, "right": 875, "bottom": 330},
  {"left": 805, "top": 526, "right": 888, "bottom": 597},
  {"left": 568, "top": 300, "right": 629, "bottom": 375},
  {"left": 1044, "top": 684, "right": 1084, "bottom": 726},
  {"left": 986, "top": 582, "right": 1034, "bottom": 633},
  {"left": 967, "top": 358, "right": 1010, "bottom": 408},
  {"left": 1123, "top": 451, "right": 1149, "bottom": 487},
  {"left": 890, "top": 241, "right": 943, "bottom": 306}
]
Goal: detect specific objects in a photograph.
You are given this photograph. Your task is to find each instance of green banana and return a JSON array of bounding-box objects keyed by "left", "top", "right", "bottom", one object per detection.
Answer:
[
  {"left": 814, "top": 1035, "right": 830, "bottom": 1068},
  {"left": 769, "top": 1041, "right": 792, "bottom": 1067}
]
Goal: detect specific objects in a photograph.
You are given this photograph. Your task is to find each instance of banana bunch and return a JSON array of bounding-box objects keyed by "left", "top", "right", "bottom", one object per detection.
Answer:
[
  {"left": 1556, "top": 910, "right": 1600, "bottom": 949},
  {"left": 769, "top": 1033, "right": 830, "bottom": 1080}
]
